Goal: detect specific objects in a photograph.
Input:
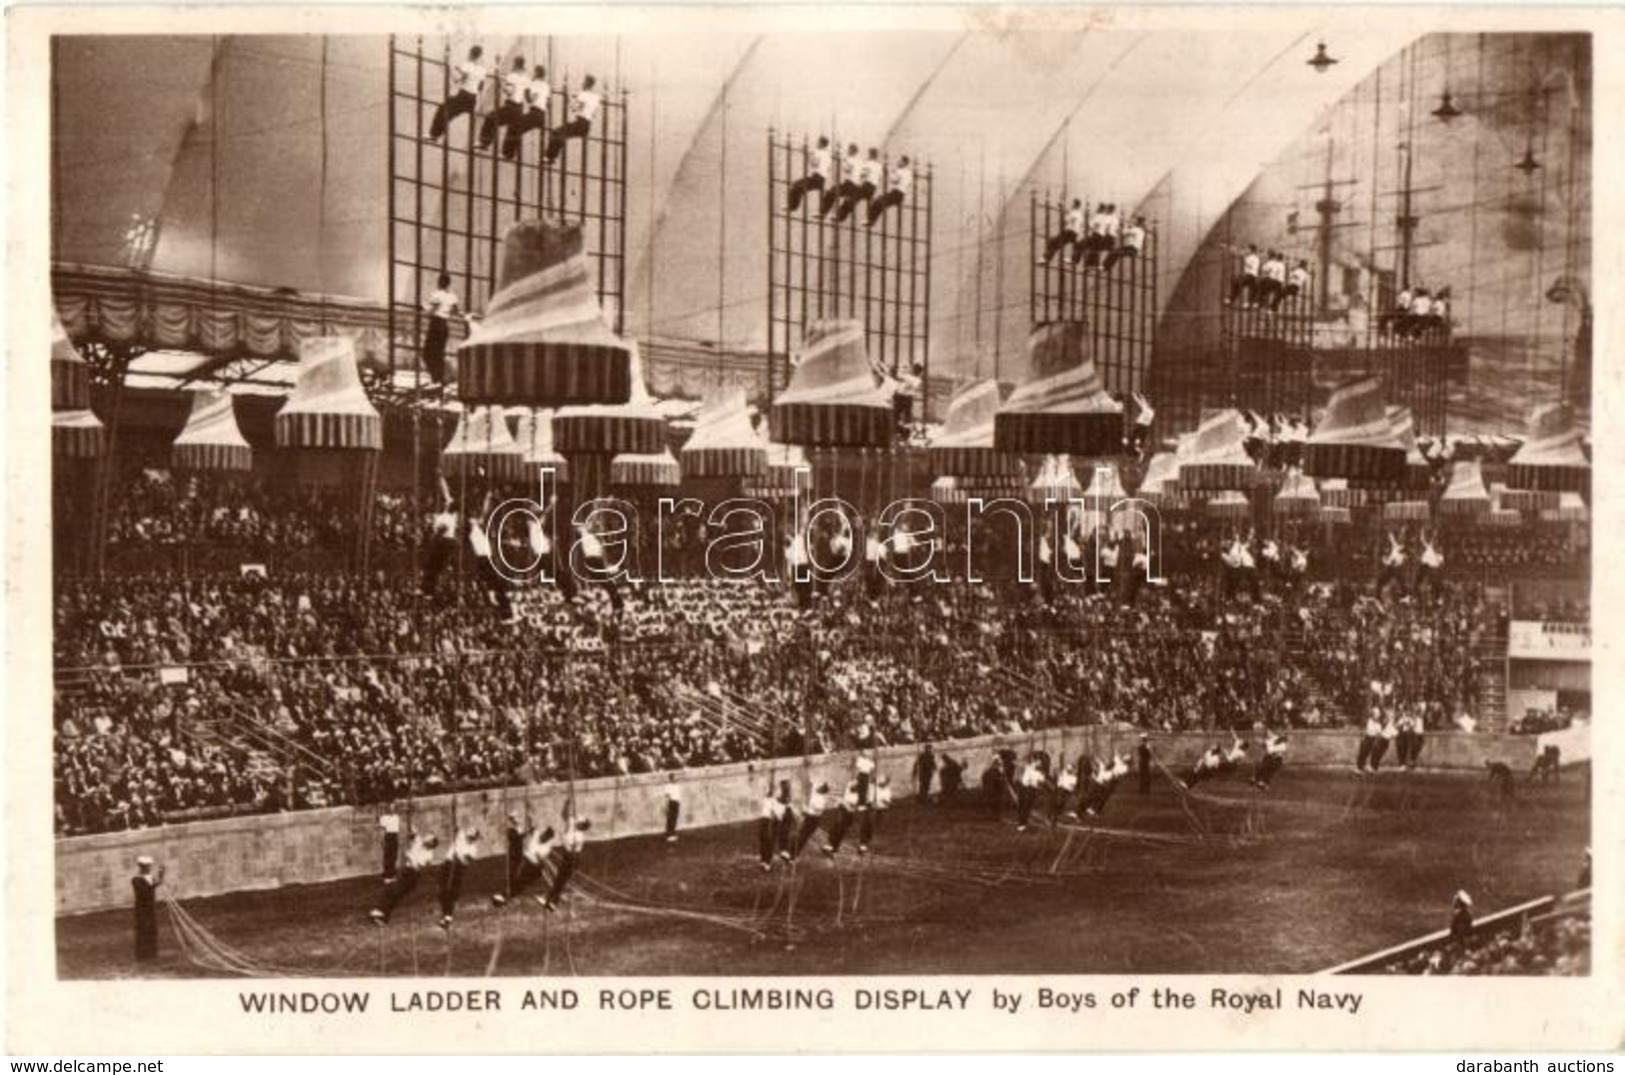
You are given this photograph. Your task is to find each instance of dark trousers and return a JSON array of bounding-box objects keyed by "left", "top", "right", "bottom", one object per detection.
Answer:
[
  {"left": 421, "top": 536, "right": 458, "bottom": 596},
  {"left": 1274, "top": 283, "right": 1299, "bottom": 310},
  {"left": 917, "top": 768, "right": 935, "bottom": 802},
  {"left": 758, "top": 818, "right": 777, "bottom": 864},
  {"left": 376, "top": 866, "right": 420, "bottom": 922},
  {"left": 1256, "top": 279, "right": 1281, "bottom": 309},
  {"left": 1255, "top": 753, "right": 1284, "bottom": 788},
  {"left": 423, "top": 316, "right": 450, "bottom": 384},
  {"left": 1044, "top": 228, "right": 1080, "bottom": 264},
  {"left": 867, "top": 189, "right": 905, "bottom": 225},
  {"left": 502, "top": 108, "right": 548, "bottom": 159},
  {"left": 479, "top": 101, "right": 523, "bottom": 148},
  {"left": 787, "top": 173, "right": 827, "bottom": 214},
  {"left": 1015, "top": 785, "right": 1036, "bottom": 827},
  {"left": 1229, "top": 273, "right": 1257, "bottom": 306},
  {"left": 1083, "top": 234, "right": 1112, "bottom": 268},
  {"left": 134, "top": 908, "right": 158, "bottom": 962},
  {"left": 512, "top": 857, "right": 547, "bottom": 897},
  {"left": 1356, "top": 736, "right": 1376, "bottom": 770},
  {"left": 1138, "top": 759, "right": 1152, "bottom": 795},
  {"left": 546, "top": 117, "right": 592, "bottom": 163},
  {"left": 1369, "top": 738, "right": 1390, "bottom": 771},
  {"left": 1186, "top": 765, "right": 1214, "bottom": 789},
  {"left": 826, "top": 808, "right": 855, "bottom": 851},
  {"left": 1103, "top": 245, "right": 1137, "bottom": 273},
  {"left": 545, "top": 852, "right": 577, "bottom": 905},
  {"left": 477, "top": 554, "right": 514, "bottom": 617},
  {"left": 382, "top": 831, "right": 400, "bottom": 881},
  {"left": 430, "top": 91, "right": 477, "bottom": 141},
  {"left": 438, "top": 860, "right": 466, "bottom": 918},
  {"left": 792, "top": 813, "right": 822, "bottom": 858},
  {"left": 835, "top": 181, "right": 875, "bottom": 223},
  {"left": 859, "top": 808, "right": 879, "bottom": 848},
  {"left": 664, "top": 800, "right": 680, "bottom": 838}
]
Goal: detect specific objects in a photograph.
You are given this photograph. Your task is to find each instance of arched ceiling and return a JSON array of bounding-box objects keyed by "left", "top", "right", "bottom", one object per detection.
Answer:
[{"left": 54, "top": 28, "right": 1422, "bottom": 380}]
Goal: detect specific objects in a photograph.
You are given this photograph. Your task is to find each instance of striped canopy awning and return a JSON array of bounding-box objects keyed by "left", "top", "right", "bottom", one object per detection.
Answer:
[
  {"left": 172, "top": 388, "right": 252, "bottom": 472},
  {"left": 681, "top": 386, "right": 768, "bottom": 478},
  {"left": 994, "top": 323, "right": 1123, "bottom": 455},
  {"left": 1305, "top": 377, "right": 1406, "bottom": 482},
  {"left": 771, "top": 321, "right": 895, "bottom": 447},
  {"left": 929, "top": 379, "right": 1020, "bottom": 477},
  {"left": 51, "top": 306, "right": 91, "bottom": 412},
  {"left": 442, "top": 405, "right": 527, "bottom": 482},
  {"left": 273, "top": 335, "right": 382, "bottom": 451}
]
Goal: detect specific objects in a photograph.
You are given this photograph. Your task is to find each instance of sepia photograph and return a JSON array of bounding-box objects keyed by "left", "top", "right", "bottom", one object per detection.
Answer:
[{"left": 6, "top": 2, "right": 1619, "bottom": 1056}]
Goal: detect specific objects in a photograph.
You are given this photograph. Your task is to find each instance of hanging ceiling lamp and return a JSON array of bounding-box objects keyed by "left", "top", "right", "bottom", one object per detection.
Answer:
[
  {"left": 1307, "top": 42, "right": 1338, "bottom": 72},
  {"left": 1431, "top": 91, "right": 1462, "bottom": 122}
]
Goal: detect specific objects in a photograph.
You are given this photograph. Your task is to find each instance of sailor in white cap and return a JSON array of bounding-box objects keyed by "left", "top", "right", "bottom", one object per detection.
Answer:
[
  {"left": 132, "top": 855, "right": 166, "bottom": 962},
  {"left": 1449, "top": 890, "right": 1474, "bottom": 945}
]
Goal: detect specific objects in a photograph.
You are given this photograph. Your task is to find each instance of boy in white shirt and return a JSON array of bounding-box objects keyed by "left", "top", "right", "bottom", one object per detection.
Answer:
[
  {"left": 501, "top": 64, "right": 550, "bottom": 160},
  {"left": 787, "top": 135, "right": 835, "bottom": 216},
  {"left": 1045, "top": 199, "right": 1086, "bottom": 266},
  {"left": 429, "top": 45, "right": 488, "bottom": 143},
  {"left": 866, "top": 156, "right": 913, "bottom": 226},
  {"left": 478, "top": 55, "right": 530, "bottom": 151},
  {"left": 545, "top": 74, "right": 602, "bottom": 165}
]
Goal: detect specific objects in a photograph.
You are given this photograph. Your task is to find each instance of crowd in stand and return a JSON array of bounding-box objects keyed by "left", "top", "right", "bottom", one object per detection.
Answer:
[
  {"left": 1383, "top": 909, "right": 1589, "bottom": 976},
  {"left": 52, "top": 465, "right": 1589, "bottom": 836}
]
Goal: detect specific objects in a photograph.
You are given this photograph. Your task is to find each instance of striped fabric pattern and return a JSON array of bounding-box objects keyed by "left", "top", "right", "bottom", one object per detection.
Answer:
[
  {"left": 457, "top": 221, "right": 634, "bottom": 406},
  {"left": 772, "top": 320, "right": 894, "bottom": 448},
  {"left": 1382, "top": 500, "right": 1432, "bottom": 522},
  {"left": 1305, "top": 377, "right": 1405, "bottom": 481},
  {"left": 1507, "top": 403, "right": 1589, "bottom": 492},
  {"left": 930, "top": 379, "right": 1020, "bottom": 478},
  {"left": 274, "top": 335, "right": 382, "bottom": 451},
  {"left": 51, "top": 307, "right": 91, "bottom": 412},
  {"left": 1272, "top": 469, "right": 1321, "bottom": 518},
  {"left": 1181, "top": 409, "right": 1256, "bottom": 491},
  {"left": 681, "top": 388, "right": 768, "bottom": 477},
  {"left": 172, "top": 389, "right": 253, "bottom": 472},
  {"left": 995, "top": 323, "right": 1123, "bottom": 455},
  {"left": 1206, "top": 490, "right": 1252, "bottom": 521},
  {"left": 442, "top": 405, "right": 526, "bottom": 482},
  {"left": 512, "top": 409, "right": 570, "bottom": 482},
  {"left": 52, "top": 408, "right": 106, "bottom": 458},
  {"left": 611, "top": 449, "right": 682, "bottom": 487},
  {"left": 1319, "top": 506, "right": 1354, "bottom": 526},
  {"left": 1438, "top": 460, "right": 1491, "bottom": 517}
]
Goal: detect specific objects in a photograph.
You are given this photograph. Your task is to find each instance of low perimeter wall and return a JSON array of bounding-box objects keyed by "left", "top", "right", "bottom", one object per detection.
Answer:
[{"left": 56, "top": 728, "right": 1538, "bottom": 916}]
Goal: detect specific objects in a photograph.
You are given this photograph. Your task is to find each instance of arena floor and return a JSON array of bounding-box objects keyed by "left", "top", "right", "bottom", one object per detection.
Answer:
[{"left": 56, "top": 767, "right": 1590, "bottom": 978}]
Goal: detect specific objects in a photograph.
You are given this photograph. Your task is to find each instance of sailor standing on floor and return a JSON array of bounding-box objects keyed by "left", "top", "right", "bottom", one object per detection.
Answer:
[
  {"left": 379, "top": 809, "right": 402, "bottom": 882},
  {"left": 1356, "top": 709, "right": 1383, "bottom": 773},
  {"left": 867, "top": 155, "right": 912, "bottom": 226},
  {"left": 478, "top": 56, "right": 529, "bottom": 151},
  {"left": 758, "top": 785, "right": 786, "bottom": 870},
  {"left": 787, "top": 135, "right": 836, "bottom": 215},
  {"left": 545, "top": 75, "right": 601, "bottom": 165},
  {"left": 429, "top": 45, "right": 488, "bottom": 142},
  {"left": 1137, "top": 734, "right": 1153, "bottom": 796},
  {"left": 1253, "top": 731, "right": 1288, "bottom": 790},
  {"left": 662, "top": 773, "right": 682, "bottom": 844},
  {"left": 502, "top": 65, "right": 550, "bottom": 161},
  {"left": 1015, "top": 755, "right": 1047, "bottom": 832},
  {"left": 132, "top": 855, "right": 166, "bottom": 963}
]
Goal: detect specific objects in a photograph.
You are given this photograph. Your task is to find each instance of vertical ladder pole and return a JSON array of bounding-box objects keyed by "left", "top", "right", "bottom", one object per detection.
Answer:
[
  {"left": 921, "top": 164, "right": 933, "bottom": 421},
  {"left": 767, "top": 129, "right": 777, "bottom": 405}
]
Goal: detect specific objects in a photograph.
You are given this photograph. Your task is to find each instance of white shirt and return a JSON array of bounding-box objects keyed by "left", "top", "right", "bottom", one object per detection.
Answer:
[
  {"left": 1021, "top": 764, "right": 1046, "bottom": 789},
  {"left": 889, "top": 165, "right": 913, "bottom": 195},
  {"left": 1263, "top": 258, "right": 1287, "bottom": 283},
  {"left": 842, "top": 785, "right": 860, "bottom": 808},
  {"left": 865, "top": 535, "right": 886, "bottom": 563},
  {"left": 762, "top": 797, "right": 785, "bottom": 821},
  {"left": 1088, "top": 211, "right": 1113, "bottom": 237},
  {"left": 405, "top": 836, "right": 435, "bottom": 870},
  {"left": 500, "top": 70, "right": 529, "bottom": 104},
  {"left": 1121, "top": 223, "right": 1145, "bottom": 251},
  {"left": 1289, "top": 266, "right": 1310, "bottom": 289},
  {"left": 1224, "top": 744, "right": 1246, "bottom": 764},
  {"left": 875, "top": 785, "right": 893, "bottom": 809},
  {"left": 663, "top": 781, "right": 681, "bottom": 804},
  {"left": 810, "top": 145, "right": 833, "bottom": 180},
  {"left": 1057, "top": 771, "right": 1078, "bottom": 792},
  {"left": 379, "top": 813, "right": 401, "bottom": 834},
  {"left": 572, "top": 89, "right": 602, "bottom": 123},
  {"left": 859, "top": 158, "right": 884, "bottom": 187},
  {"left": 805, "top": 790, "right": 827, "bottom": 816},
  {"left": 523, "top": 829, "right": 555, "bottom": 863},
  {"left": 451, "top": 60, "right": 488, "bottom": 95},
  {"left": 562, "top": 828, "right": 586, "bottom": 854},
  {"left": 1109, "top": 757, "right": 1130, "bottom": 779},
  {"left": 842, "top": 153, "right": 862, "bottom": 183},
  {"left": 432, "top": 511, "right": 458, "bottom": 539},
  {"left": 1064, "top": 207, "right": 1085, "bottom": 233},
  {"left": 1241, "top": 252, "right": 1261, "bottom": 276},
  {"left": 468, "top": 519, "right": 492, "bottom": 558},
  {"left": 1266, "top": 736, "right": 1287, "bottom": 757},
  {"left": 1396, "top": 290, "right": 1413, "bottom": 310},
  {"left": 1365, "top": 717, "right": 1383, "bottom": 737},
  {"left": 450, "top": 830, "right": 480, "bottom": 863},
  {"left": 1421, "top": 543, "right": 1443, "bottom": 569},
  {"left": 1412, "top": 294, "right": 1432, "bottom": 316},
  {"left": 524, "top": 78, "right": 550, "bottom": 111},
  {"left": 1197, "top": 749, "right": 1222, "bottom": 771},
  {"left": 855, "top": 755, "right": 876, "bottom": 776},
  {"left": 425, "top": 288, "right": 460, "bottom": 319}
]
